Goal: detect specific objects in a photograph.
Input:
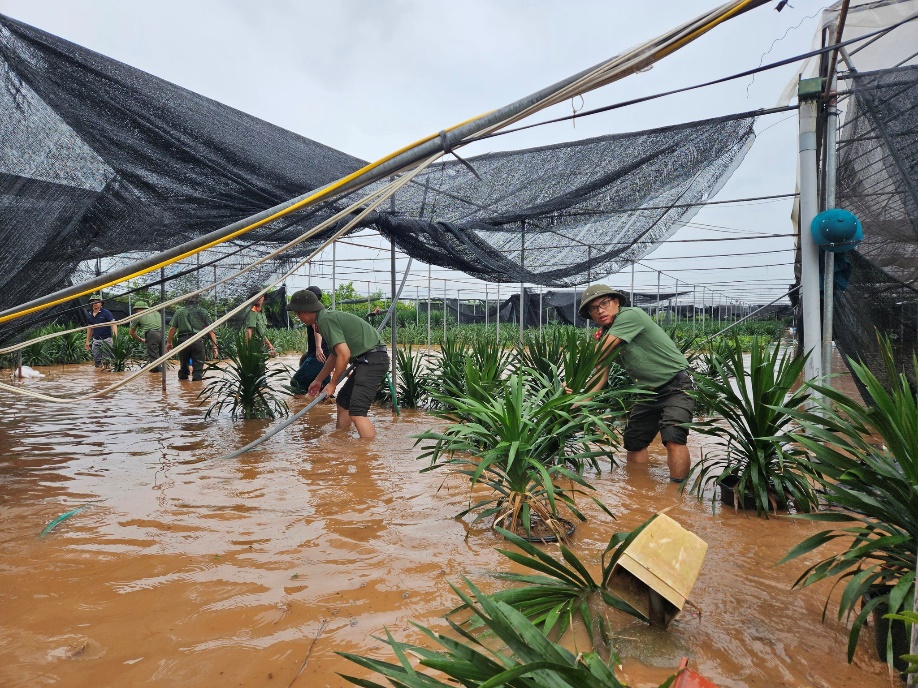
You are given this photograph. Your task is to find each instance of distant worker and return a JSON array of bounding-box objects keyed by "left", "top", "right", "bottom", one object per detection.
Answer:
[
  {"left": 577, "top": 285, "right": 694, "bottom": 483},
  {"left": 286, "top": 288, "right": 389, "bottom": 438},
  {"left": 166, "top": 295, "right": 218, "bottom": 381},
  {"left": 244, "top": 290, "right": 276, "bottom": 355},
  {"left": 129, "top": 301, "right": 163, "bottom": 373},
  {"left": 290, "top": 286, "right": 331, "bottom": 394},
  {"left": 84, "top": 294, "right": 117, "bottom": 369}
]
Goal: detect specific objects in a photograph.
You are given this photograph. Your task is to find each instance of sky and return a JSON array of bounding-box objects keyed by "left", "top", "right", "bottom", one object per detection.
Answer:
[{"left": 1, "top": 0, "right": 835, "bottom": 307}]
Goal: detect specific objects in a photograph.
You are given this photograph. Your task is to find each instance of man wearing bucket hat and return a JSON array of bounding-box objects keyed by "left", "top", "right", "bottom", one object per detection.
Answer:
[
  {"left": 289, "top": 286, "right": 331, "bottom": 394},
  {"left": 129, "top": 301, "right": 163, "bottom": 373},
  {"left": 285, "top": 288, "right": 389, "bottom": 439},
  {"left": 84, "top": 294, "right": 117, "bottom": 369},
  {"left": 577, "top": 284, "right": 694, "bottom": 482}
]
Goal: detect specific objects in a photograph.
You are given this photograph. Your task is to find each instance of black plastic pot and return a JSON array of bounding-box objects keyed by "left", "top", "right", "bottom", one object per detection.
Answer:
[
  {"left": 516, "top": 515, "right": 576, "bottom": 543},
  {"left": 718, "top": 474, "right": 789, "bottom": 512},
  {"left": 863, "top": 586, "right": 909, "bottom": 674}
]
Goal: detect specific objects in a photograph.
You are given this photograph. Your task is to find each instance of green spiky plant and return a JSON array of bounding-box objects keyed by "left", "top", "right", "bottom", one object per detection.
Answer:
[
  {"left": 449, "top": 518, "right": 660, "bottom": 656},
  {"left": 394, "top": 345, "right": 433, "bottom": 409},
  {"left": 338, "top": 578, "right": 678, "bottom": 688},
  {"left": 778, "top": 335, "right": 918, "bottom": 669},
  {"left": 198, "top": 331, "right": 289, "bottom": 419},
  {"left": 685, "top": 337, "right": 818, "bottom": 516},
  {"left": 416, "top": 369, "right": 618, "bottom": 540},
  {"left": 101, "top": 331, "right": 140, "bottom": 372}
]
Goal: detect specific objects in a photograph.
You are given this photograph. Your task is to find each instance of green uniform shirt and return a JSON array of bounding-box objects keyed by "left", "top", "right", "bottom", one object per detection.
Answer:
[
  {"left": 131, "top": 310, "right": 162, "bottom": 338},
  {"left": 169, "top": 305, "right": 212, "bottom": 336},
  {"left": 244, "top": 307, "right": 268, "bottom": 339},
  {"left": 605, "top": 307, "right": 688, "bottom": 388},
  {"left": 315, "top": 310, "right": 383, "bottom": 362}
]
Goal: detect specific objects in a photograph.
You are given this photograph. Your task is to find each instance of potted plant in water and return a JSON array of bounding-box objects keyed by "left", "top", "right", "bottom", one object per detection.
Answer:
[
  {"left": 685, "top": 336, "right": 818, "bottom": 516},
  {"left": 198, "top": 330, "right": 289, "bottom": 419},
  {"left": 416, "top": 368, "right": 619, "bottom": 541},
  {"left": 779, "top": 336, "right": 918, "bottom": 671}
]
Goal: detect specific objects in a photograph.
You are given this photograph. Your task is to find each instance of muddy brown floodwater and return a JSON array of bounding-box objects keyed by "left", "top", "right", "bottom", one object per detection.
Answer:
[{"left": 0, "top": 353, "right": 900, "bottom": 687}]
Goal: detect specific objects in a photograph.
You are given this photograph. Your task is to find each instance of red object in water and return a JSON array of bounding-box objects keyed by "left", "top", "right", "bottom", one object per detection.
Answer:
[{"left": 672, "top": 658, "right": 719, "bottom": 688}]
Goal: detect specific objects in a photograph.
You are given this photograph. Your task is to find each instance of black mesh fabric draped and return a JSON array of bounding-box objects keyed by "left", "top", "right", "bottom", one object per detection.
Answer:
[
  {"left": 370, "top": 117, "right": 756, "bottom": 287},
  {"left": 834, "top": 65, "right": 918, "bottom": 388},
  {"left": 0, "top": 13, "right": 365, "bottom": 339},
  {"left": 1, "top": 13, "right": 756, "bottom": 345}
]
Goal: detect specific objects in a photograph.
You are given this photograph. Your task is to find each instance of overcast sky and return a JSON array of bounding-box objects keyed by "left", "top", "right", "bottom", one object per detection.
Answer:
[{"left": 2, "top": 0, "right": 833, "bottom": 305}]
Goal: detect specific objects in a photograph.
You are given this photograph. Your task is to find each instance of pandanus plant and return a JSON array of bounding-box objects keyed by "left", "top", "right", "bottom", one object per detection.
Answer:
[
  {"left": 198, "top": 331, "right": 289, "bottom": 419},
  {"left": 685, "top": 336, "right": 819, "bottom": 516},
  {"left": 779, "top": 336, "right": 918, "bottom": 669},
  {"left": 417, "top": 369, "right": 618, "bottom": 540},
  {"left": 338, "top": 578, "right": 672, "bottom": 688}
]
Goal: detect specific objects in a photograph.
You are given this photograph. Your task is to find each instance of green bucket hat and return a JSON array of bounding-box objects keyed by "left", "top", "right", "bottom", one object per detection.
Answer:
[
  {"left": 134, "top": 301, "right": 149, "bottom": 310},
  {"left": 285, "top": 289, "right": 325, "bottom": 313},
  {"left": 89, "top": 293, "right": 103, "bottom": 303},
  {"left": 578, "top": 284, "right": 628, "bottom": 319}
]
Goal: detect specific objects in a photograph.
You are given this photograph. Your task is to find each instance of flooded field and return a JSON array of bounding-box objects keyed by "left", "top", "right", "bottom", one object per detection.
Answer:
[{"left": 0, "top": 353, "right": 898, "bottom": 687}]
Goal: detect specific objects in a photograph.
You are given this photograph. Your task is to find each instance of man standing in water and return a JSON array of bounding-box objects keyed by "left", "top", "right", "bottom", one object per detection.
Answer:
[
  {"left": 243, "top": 290, "right": 276, "bottom": 355},
  {"left": 577, "top": 284, "right": 694, "bottom": 482},
  {"left": 128, "top": 301, "right": 163, "bottom": 373},
  {"left": 166, "top": 295, "right": 218, "bottom": 381},
  {"left": 84, "top": 294, "right": 117, "bottom": 369},
  {"left": 285, "top": 288, "right": 388, "bottom": 439}
]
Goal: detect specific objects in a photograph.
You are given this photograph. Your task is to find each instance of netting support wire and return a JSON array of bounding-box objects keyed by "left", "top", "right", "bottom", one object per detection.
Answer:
[
  {"left": 798, "top": 79, "right": 824, "bottom": 386},
  {"left": 0, "top": 155, "right": 439, "bottom": 402},
  {"left": 692, "top": 286, "right": 801, "bottom": 351}
]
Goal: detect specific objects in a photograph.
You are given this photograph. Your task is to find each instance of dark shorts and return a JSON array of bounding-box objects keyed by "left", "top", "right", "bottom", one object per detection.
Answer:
[
  {"left": 336, "top": 350, "right": 389, "bottom": 417},
  {"left": 623, "top": 370, "right": 695, "bottom": 451}
]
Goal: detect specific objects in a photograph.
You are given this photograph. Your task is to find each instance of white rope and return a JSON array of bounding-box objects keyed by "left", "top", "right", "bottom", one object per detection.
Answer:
[{"left": 0, "top": 153, "right": 441, "bottom": 403}]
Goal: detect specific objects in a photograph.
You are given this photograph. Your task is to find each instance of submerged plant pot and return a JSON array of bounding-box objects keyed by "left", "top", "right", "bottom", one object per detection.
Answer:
[
  {"left": 718, "top": 474, "right": 788, "bottom": 513},
  {"left": 863, "top": 586, "right": 909, "bottom": 674},
  {"left": 507, "top": 515, "right": 575, "bottom": 543}
]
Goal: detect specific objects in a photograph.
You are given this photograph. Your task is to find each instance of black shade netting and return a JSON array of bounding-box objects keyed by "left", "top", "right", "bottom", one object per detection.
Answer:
[
  {"left": 834, "top": 65, "right": 918, "bottom": 391},
  {"left": 369, "top": 115, "right": 756, "bottom": 287},
  {"left": 0, "top": 13, "right": 365, "bottom": 341}
]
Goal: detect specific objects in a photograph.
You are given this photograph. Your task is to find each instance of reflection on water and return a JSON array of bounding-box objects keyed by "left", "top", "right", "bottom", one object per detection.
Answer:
[{"left": 0, "top": 355, "right": 895, "bottom": 687}]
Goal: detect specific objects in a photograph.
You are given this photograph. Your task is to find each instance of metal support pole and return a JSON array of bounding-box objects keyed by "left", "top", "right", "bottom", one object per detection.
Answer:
[
  {"left": 391, "top": 240, "right": 397, "bottom": 394},
  {"left": 675, "top": 279, "right": 680, "bottom": 325},
  {"left": 427, "top": 264, "right": 431, "bottom": 351},
  {"left": 416, "top": 286, "right": 419, "bottom": 327},
  {"left": 214, "top": 266, "right": 219, "bottom": 318},
  {"left": 443, "top": 279, "right": 447, "bottom": 343},
  {"left": 822, "top": 80, "right": 838, "bottom": 384},
  {"left": 331, "top": 242, "right": 337, "bottom": 310},
  {"left": 630, "top": 261, "right": 635, "bottom": 307},
  {"left": 656, "top": 271, "right": 661, "bottom": 322},
  {"left": 160, "top": 268, "right": 167, "bottom": 392},
  {"left": 496, "top": 282, "right": 501, "bottom": 342},
  {"left": 539, "top": 289, "right": 544, "bottom": 333},
  {"left": 692, "top": 285, "right": 697, "bottom": 339},
  {"left": 799, "top": 78, "right": 824, "bottom": 383},
  {"left": 519, "top": 285, "right": 524, "bottom": 342}
]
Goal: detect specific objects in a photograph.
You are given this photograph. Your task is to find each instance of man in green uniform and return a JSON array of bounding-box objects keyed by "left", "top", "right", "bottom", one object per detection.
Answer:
[
  {"left": 285, "top": 288, "right": 389, "bottom": 439},
  {"left": 128, "top": 301, "right": 163, "bottom": 373},
  {"left": 578, "top": 284, "right": 694, "bottom": 482},
  {"left": 243, "top": 291, "right": 276, "bottom": 354},
  {"left": 166, "top": 296, "right": 218, "bottom": 381}
]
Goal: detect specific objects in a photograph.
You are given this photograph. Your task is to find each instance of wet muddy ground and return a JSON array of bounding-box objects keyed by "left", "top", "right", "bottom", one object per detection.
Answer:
[{"left": 0, "top": 352, "right": 900, "bottom": 687}]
